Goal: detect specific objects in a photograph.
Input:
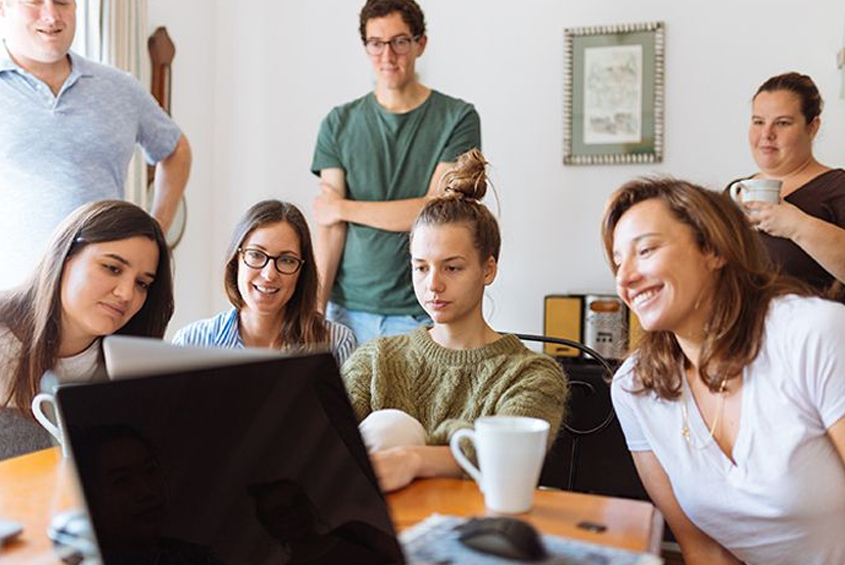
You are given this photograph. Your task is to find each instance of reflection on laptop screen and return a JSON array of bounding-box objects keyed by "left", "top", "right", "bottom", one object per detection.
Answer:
[{"left": 58, "top": 353, "right": 405, "bottom": 565}]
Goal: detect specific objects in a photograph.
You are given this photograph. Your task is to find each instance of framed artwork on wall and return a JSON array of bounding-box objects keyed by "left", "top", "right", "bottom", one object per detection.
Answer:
[{"left": 564, "top": 21, "right": 665, "bottom": 165}]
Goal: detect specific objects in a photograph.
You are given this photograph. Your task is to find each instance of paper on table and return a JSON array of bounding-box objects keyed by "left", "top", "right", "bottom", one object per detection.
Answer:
[{"left": 400, "top": 514, "right": 663, "bottom": 565}]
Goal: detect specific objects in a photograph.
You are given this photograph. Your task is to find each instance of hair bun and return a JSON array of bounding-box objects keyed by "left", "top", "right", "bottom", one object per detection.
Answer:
[{"left": 442, "top": 148, "right": 488, "bottom": 201}]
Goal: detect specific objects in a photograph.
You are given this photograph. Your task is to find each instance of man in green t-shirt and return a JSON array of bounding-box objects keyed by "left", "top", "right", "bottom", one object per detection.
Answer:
[{"left": 310, "top": 0, "right": 481, "bottom": 346}]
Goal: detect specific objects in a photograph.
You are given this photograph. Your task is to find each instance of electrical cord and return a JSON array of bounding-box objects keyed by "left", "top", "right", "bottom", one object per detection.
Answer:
[{"left": 513, "top": 334, "right": 616, "bottom": 437}]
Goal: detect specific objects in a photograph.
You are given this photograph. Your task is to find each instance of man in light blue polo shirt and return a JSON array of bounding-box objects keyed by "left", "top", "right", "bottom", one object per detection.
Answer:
[{"left": 0, "top": 0, "right": 192, "bottom": 290}]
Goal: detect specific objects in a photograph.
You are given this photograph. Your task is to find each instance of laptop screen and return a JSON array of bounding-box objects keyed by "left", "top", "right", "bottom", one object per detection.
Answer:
[
  {"left": 103, "top": 335, "right": 284, "bottom": 379},
  {"left": 57, "top": 353, "right": 405, "bottom": 565}
]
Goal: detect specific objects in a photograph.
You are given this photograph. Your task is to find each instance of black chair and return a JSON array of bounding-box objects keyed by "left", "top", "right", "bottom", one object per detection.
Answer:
[
  {"left": 512, "top": 334, "right": 648, "bottom": 501},
  {"left": 0, "top": 408, "right": 52, "bottom": 461}
]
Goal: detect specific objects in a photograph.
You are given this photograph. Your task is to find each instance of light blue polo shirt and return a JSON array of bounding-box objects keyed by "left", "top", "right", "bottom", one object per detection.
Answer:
[{"left": 0, "top": 44, "right": 181, "bottom": 289}]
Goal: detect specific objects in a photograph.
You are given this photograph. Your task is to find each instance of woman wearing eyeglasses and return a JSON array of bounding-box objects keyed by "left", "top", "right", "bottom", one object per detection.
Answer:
[{"left": 173, "top": 200, "right": 356, "bottom": 365}]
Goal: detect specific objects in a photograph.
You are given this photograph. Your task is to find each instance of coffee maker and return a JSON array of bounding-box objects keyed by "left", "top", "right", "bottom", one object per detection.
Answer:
[{"left": 543, "top": 294, "right": 643, "bottom": 360}]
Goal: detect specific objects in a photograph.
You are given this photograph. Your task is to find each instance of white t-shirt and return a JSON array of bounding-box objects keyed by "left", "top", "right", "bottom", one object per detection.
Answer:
[
  {"left": 612, "top": 295, "right": 845, "bottom": 565},
  {"left": 0, "top": 325, "right": 104, "bottom": 409}
]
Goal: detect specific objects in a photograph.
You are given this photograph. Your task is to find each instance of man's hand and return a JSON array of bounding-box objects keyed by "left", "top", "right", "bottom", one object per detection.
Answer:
[
  {"left": 313, "top": 182, "right": 345, "bottom": 227},
  {"left": 150, "top": 134, "right": 191, "bottom": 233},
  {"left": 369, "top": 447, "right": 423, "bottom": 493}
]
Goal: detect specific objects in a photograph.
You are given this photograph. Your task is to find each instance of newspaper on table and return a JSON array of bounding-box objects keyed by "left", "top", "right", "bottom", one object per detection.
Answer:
[{"left": 400, "top": 514, "right": 663, "bottom": 565}]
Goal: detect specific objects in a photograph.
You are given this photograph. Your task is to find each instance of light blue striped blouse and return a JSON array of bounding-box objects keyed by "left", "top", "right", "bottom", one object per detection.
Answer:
[{"left": 172, "top": 309, "right": 357, "bottom": 367}]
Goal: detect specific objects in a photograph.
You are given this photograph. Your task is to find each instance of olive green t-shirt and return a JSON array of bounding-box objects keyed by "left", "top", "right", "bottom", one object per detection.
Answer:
[{"left": 311, "top": 90, "right": 481, "bottom": 315}]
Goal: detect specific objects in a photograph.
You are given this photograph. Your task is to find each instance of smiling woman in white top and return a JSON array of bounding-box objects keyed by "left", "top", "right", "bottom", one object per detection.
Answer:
[
  {"left": 173, "top": 200, "right": 355, "bottom": 366},
  {"left": 0, "top": 200, "right": 174, "bottom": 460},
  {"left": 602, "top": 178, "right": 845, "bottom": 565}
]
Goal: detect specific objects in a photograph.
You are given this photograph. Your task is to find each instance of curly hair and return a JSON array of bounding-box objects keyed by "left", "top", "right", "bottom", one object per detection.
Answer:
[{"left": 359, "top": 0, "right": 426, "bottom": 42}]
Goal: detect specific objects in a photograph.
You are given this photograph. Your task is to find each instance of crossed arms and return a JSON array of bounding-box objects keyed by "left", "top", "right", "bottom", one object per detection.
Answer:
[{"left": 312, "top": 162, "right": 454, "bottom": 312}]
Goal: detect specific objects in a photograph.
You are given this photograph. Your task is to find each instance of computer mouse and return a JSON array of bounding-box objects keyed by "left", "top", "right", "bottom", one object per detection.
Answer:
[
  {"left": 47, "top": 509, "right": 98, "bottom": 565},
  {"left": 456, "top": 516, "right": 548, "bottom": 561}
]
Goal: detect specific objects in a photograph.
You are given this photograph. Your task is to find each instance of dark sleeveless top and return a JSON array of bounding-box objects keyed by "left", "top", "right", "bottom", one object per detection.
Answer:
[{"left": 726, "top": 169, "right": 845, "bottom": 296}]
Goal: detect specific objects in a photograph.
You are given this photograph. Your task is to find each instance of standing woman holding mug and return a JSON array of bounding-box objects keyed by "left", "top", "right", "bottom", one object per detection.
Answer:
[
  {"left": 730, "top": 72, "right": 845, "bottom": 298},
  {"left": 0, "top": 200, "right": 174, "bottom": 460}
]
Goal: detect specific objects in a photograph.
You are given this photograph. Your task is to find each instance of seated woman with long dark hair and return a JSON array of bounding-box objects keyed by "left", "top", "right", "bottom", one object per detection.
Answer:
[
  {"left": 0, "top": 200, "right": 174, "bottom": 460},
  {"left": 603, "top": 178, "right": 845, "bottom": 565}
]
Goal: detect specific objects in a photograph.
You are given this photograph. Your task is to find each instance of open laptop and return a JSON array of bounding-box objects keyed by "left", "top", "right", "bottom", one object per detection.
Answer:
[
  {"left": 102, "top": 334, "right": 284, "bottom": 379},
  {"left": 57, "top": 346, "right": 407, "bottom": 565}
]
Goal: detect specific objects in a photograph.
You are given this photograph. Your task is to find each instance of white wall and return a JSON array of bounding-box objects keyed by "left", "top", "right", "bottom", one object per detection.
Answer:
[
  {"left": 153, "top": 0, "right": 845, "bottom": 336},
  {"left": 146, "top": 0, "right": 217, "bottom": 336}
]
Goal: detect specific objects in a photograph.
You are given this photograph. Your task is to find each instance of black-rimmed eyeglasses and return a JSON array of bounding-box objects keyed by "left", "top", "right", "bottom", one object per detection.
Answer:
[
  {"left": 239, "top": 248, "right": 304, "bottom": 275},
  {"left": 364, "top": 35, "right": 420, "bottom": 56}
]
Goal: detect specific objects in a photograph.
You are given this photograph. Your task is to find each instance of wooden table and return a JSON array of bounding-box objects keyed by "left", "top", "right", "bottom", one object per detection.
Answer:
[
  {"left": 388, "top": 478, "right": 663, "bottom": 555},
  {"left": 0, "top": 448, "right": 663, "bottom": 563},
  {"left": 0, "top": 449, "right": 79, "bottom": 565}
]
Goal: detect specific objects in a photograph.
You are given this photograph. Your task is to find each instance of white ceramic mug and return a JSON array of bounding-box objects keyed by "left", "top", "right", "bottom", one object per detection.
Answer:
[
  {"left": 449, "top": 416, "right": 549, "bottom": 514},
  {"left": 31, "top": 392, "right": 69, "bottom": 457},
  {"left": 729, "top": 178, "right": 781, "bottom": 204}
]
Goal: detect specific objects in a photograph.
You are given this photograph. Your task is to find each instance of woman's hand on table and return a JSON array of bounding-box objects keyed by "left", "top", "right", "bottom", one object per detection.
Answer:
[
  {"left": 370, "top": 447, "right": 423, "bottom": 493},
  {"left": 369, "top": 445, "right": 463, "bottom": 493}
]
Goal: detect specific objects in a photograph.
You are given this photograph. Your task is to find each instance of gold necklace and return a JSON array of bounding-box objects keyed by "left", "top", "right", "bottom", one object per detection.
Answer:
[{"left": 681, "top": 378, "right": 727, "bottom": 448}]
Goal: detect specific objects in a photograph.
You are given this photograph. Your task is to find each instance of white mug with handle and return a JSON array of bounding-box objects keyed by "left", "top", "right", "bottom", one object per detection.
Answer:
[
  {"left": 449, "top": 416, "right": 549, "bottom": 514},
  {"left": 729, "top": 178, "right": 782, "bottom": 204},
  {"left": 31, "top": 392, "right": 69, "bottom": 457}
]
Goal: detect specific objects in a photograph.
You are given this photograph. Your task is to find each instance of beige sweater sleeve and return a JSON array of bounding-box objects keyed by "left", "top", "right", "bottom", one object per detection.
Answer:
[
  {"left": 430, "top": 349, "right": 568, "bottom": 449},
  {"left": 340, "top": 339, "right": 380, "bottom": 422},
  {"left": 491, "top": 355, "right": 568, "bottom": 449}
]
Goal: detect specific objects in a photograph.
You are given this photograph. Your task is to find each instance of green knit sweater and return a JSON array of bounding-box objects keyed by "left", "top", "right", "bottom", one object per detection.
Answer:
[{"left": 341, "top": 327, "right": 569, "bottom": 447}]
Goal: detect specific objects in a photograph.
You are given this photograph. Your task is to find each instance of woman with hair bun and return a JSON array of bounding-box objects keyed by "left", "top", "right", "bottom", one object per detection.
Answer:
[
  {"left": 341, "top": 148, "right": 568, "bottom": 493},
  {"left": 730, "top": 72, "right": 845, "bottom": 300}
]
